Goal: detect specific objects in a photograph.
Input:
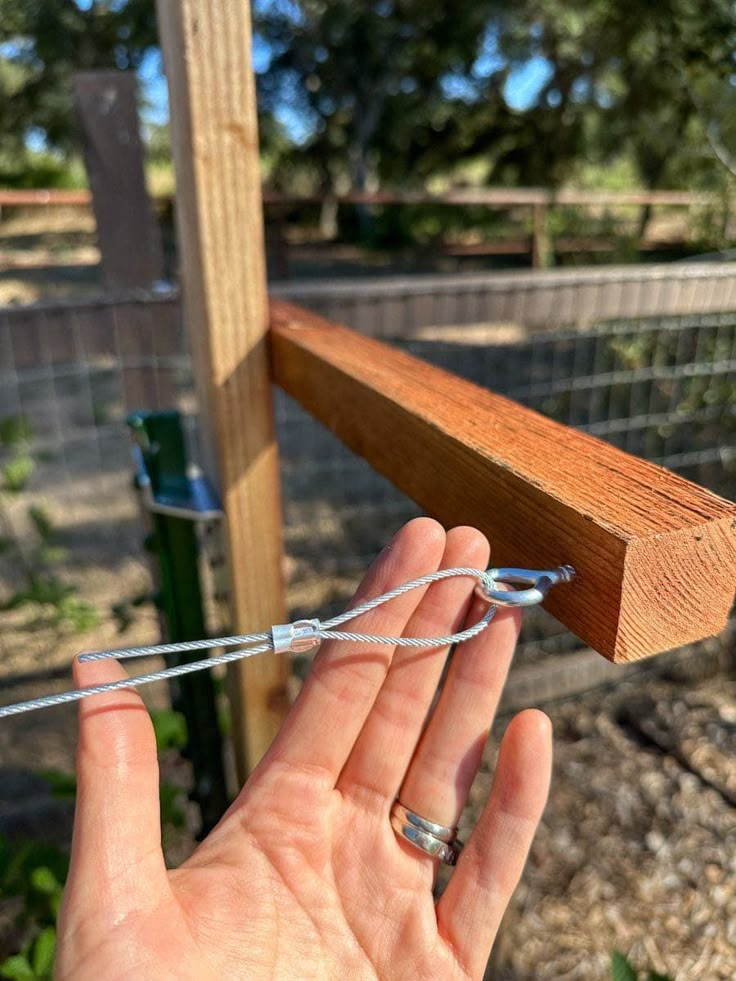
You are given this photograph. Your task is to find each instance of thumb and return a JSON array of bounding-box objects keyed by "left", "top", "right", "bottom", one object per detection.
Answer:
[{"left": 61, "top": 655, "right": 168, "bottom": 924}]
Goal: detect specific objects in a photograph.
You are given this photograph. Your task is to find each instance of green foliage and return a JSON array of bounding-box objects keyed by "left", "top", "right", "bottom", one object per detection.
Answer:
[
  {"left": 1, "top": 954, "right": 36, "bottom": 980},
  {"left": 0, "top": 835, "right": 67, "bottom": 981},
  {"left": 0, "top": 419, "right": 34, "bottom": 448},
  {"left": 1, "top": 0, "right": 735, "bottom": 211},
  {"left": 30, "top": 928, "right": 56, "bottom": 979},
  {"left": 255, "top": 0, "right": 736, "bottom": 204},
  {"left": 0, "top": 768, "right": 185, "bottom": 981},
  {"left": 53, "top": 596, "right": 100, "bottom": 632},
  {"left": 0, "top": 0, "right": 158, "bottom": 161},
  {"left": 27, "top": 506, "right": 53, "bottom": 542},
  {"left": 0, "top": 417, "right": 100, "bottom": 633},
  {"left": 3, "top": 569, "right": 99, "bottom": 631},
  {"left": 1, "top": 458, "right": 34, "bottom": 494},
  {"left": 0, "top": 766, "right": 189, "bottom": 976},
  {"left": 159, "top": 781, "right": 187, "bottom": 830},
  {"left": 36, "top": 770, "right": 76, "bottom": 801},
  {"left": 0, "top": 417, "right": 35, "bottom": 493},
  {"left": 257, "top": 0, "right": 498, "bottom": 193},
  {"left": 150, "top": 707, "right": 188, "bottom": 753},
  {"left": 611, "top": 950, "right": 673, "bottom": 981},
  {"left": 0, "top": 150, "right": 85, "bottom": 191},
  {"left": 612, "top": 951, "right": 638, "bottom": 981}
]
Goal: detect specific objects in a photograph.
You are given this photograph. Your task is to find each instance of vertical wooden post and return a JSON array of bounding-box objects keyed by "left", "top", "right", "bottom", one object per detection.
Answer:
[
  {"left": 531, "top": 201, "right": 552, "bottom": 269},
  {"left": 74, "top": 71, "right": 165, "bottom": 289},
  {"left": 157, "top": 0, "right": 289, "bottom": 776}
]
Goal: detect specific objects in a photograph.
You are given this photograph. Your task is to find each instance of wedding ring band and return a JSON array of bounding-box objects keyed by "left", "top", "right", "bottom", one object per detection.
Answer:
[
  {"left": 390, "top": 801, "right": 463, "bottom": 866},
  {"left": 390, "top": 802, "right": 457, "bottom": 842}
]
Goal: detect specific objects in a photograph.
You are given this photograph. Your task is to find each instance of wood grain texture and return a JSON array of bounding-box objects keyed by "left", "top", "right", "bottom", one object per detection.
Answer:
[
  {"left": 270, "top": 299, "right": 736, "bottom": 662},
  {"left": 157, "top": 0, "right": 289, "bottom": 775},
  {"left": 74, "top": 72, "right": 164, "bottom": 290}
]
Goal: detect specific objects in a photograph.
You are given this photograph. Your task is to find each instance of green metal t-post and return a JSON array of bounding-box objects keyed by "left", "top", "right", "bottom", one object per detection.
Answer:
[{"left": 128, "top": 410, "right": 229, "bottom": 834}]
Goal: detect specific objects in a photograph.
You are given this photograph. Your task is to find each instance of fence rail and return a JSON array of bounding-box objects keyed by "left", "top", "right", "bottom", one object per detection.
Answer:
[
  {"left": 0, "top": 186, "right": 717, "bottom": 208},
  {"left": 1, "top": 270, "right": 734, "bottom": 678},
  {"left": 0, "top": 185, "right": 724, "bottom": 271},
  {"left": 273, "top": 262, "right": 736, "bottom": 331}
]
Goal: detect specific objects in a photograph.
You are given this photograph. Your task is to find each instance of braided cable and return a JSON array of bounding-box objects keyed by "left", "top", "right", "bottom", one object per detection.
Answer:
[{"left": 0, "top": 566, "right": 495, "bottom": 719}]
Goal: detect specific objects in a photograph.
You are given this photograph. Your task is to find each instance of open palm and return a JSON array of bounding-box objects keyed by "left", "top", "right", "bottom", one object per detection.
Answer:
[{"left": 57, "top": 519, "right": 552, "bottom": 980}]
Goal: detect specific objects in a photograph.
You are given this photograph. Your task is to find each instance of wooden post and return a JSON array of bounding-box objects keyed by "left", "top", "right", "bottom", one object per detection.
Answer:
[
  {"left": 532, "top": 201, "right": 552, "bottom": 268},
  {"left": 157, "top": 0, "right": 289, "bottom": 776},
  {"left": 270, "top": 300, "right": 736, "bottom": 663},
  {"left": 74, "top": 71, "right": 165, "bottom": 290}
]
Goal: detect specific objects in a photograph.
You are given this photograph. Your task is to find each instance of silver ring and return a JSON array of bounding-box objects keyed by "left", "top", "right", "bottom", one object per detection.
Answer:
[
  {"left": 391, "top": 801, "right": 456, "bottom": 842},
  {"left": 390, "top": 813, "right": 463, "bottom": 866}
]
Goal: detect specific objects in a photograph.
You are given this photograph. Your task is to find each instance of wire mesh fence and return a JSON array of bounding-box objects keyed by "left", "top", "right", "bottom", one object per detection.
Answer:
[{"left": 0, "top": 280, "right": 733, "bottom": 689}]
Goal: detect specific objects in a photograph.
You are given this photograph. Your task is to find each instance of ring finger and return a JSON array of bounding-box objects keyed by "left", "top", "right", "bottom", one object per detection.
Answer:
[{"left": 396, "top": 593, "right": 523, "bottom": 835}]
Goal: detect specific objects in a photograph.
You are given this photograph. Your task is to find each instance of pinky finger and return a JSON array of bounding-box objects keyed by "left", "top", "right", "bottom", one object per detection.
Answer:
[{"left": 436, "top": 710, "right": 552, "bottom": 980}]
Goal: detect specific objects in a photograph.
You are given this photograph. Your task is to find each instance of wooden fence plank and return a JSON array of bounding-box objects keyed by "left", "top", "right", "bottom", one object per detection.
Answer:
[
  {"left": 157, "top": 0, "right": 289, "bottom": 775},
  {"left": 0, "top": 187, "right": 716, "bottom": 208},
  {"left": 270, "top": 299, "right": 736, "bottom": 663}
]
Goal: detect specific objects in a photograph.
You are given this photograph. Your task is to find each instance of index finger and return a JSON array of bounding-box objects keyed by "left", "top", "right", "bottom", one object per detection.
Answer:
[{"left": 258, "top": 517, "right": 446, "bottom": 783}]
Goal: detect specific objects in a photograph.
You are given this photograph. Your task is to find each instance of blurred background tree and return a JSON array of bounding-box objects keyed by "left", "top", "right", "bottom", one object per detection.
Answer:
[
  {"left": 255, "top": 0, "right": 736, "bottom": 194},
  {"left": 0, "top": 0, "right": 157, "bottom": 185},
  {"left": 0, "top": 0, "right": 735, "bottom": 198}
]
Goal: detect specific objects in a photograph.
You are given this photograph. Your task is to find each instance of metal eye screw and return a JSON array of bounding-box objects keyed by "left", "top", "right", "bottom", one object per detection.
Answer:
[{"left": 475, "top": 565, "right": 576, "bottom": 608}]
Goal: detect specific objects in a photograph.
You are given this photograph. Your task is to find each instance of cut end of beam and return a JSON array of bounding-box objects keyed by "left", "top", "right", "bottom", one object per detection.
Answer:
[{"left": 614, "top": 515, "right": 736, "bottom": 662}]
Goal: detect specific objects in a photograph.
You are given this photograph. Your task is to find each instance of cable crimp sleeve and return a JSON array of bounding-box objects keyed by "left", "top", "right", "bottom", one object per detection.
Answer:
[{"left": 271, "top": 619, "right": 322, "bottom": 655}]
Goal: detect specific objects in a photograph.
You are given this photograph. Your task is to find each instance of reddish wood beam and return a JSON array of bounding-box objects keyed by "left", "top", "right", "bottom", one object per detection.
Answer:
[
  {"left": 270, "top": 299, "right": 736, "bottom": 663},
  {"left": 261, "top": 189, "right": 713, "bottom": 208},
  {"left": 0, "top": 186, "right": 713, "bottom": 209},
  {"left": 0, "top": 189, "right": 91, "bottom": 206}
]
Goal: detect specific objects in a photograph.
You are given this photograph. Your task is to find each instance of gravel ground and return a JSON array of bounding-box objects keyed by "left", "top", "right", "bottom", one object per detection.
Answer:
[{"left": 478, "top": 670, "right": 736, "bottom": 980}]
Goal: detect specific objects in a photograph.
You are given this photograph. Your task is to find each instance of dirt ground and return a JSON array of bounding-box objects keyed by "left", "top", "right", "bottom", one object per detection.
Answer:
[
  {"left": 0, "top": 207, "right": 101, "bottom": 305},
  {"left": 0, "top": 203, "right": 704, "bottom": 305},
  {"left": 482, "top": 667, "right": 736, "bottom": 980}
]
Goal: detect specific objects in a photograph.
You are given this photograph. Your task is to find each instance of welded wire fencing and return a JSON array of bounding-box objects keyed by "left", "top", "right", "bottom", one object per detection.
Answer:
[{"left": 0, "top": 273, "right": 734, "bottom": 691}]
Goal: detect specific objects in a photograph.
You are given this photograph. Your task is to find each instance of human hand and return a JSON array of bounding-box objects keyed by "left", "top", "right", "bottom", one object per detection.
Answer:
[{"left": 56, "top": 519, "right": 552, "bottom": 980}]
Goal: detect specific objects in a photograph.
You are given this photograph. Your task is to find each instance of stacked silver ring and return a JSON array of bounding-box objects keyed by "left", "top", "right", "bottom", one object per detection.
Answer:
[{"left": 390, "top": 801, "right": 463, "bottom": 866}]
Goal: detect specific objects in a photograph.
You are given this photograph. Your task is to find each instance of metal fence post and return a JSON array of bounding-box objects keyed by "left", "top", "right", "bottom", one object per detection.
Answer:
[{"left": 128, "top": 410, "right": 229, "bottom": 833}]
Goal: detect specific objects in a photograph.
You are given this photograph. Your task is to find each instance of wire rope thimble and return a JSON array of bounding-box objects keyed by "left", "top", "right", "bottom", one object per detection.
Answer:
[
  {"left": 475, "top": 565, "right": 575, "bottom": 608},
  {"left": 271, "top": 618, "right": 322, "bottom": 655}
]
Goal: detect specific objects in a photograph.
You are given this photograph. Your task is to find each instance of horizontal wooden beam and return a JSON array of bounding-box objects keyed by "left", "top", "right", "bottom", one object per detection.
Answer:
[
  {"left": 262, "top": 189, "right": 713, "bottom": 208},
  {"left": 270, "top": 299, "right": 736, "bottom": 663},
  {"left": 0, "top": 189, "right": 92, "bottom": 206},
  {"left": 0, "top": 186, "right": 713, "bottom": 209}
]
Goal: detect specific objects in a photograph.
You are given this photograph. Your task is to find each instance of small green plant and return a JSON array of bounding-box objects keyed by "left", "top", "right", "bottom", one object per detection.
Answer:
[
  {"left": 150, "top": 707, "right": 188, "bottom": 753},
  {"left": 0, "top": 417, "right": 35, "bottom": 494},
  {"left": 0, "top": 926, "right": 56, "bottom": 981},
  {"left": 160, "top": 781, "right": 187, "bottom": 830},
  {"left": 0, "top": 765, "right": 189, "bottom": 978},
  {"left": 2, "top": 458, "right": 35, "bottom": 494},
  {"left": 0, "top": 835, "right": 68, "bottom": 981},
  {"left": 612, "top": 950, "right": 672, "bottom": 981},
  {"left": 0, "top": 416, "right": 99, "bottom": 634},
  {"left": 0, "top": 508, "right": 99, "bottom": 633}
]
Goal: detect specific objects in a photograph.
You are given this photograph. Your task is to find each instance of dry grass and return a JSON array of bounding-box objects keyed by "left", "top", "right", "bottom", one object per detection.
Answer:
[{"left": 0, "top": 205, "right": 100, "bottom": 304}]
